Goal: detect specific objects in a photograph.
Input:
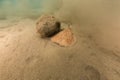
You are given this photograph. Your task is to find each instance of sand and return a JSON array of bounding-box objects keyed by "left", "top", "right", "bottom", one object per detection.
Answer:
[{"left": 0, "top": 18, "right": 120, "bottom": 80}]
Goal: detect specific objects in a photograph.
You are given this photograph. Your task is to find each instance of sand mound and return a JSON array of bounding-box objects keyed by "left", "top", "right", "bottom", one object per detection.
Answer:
[{"left": 0, "top": 18, "right": 120, "bottom": 80}]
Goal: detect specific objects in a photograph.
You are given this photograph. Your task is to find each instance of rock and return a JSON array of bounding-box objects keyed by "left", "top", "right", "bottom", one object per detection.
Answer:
[
  {"left": 36, "top": 15, "right": 61, "bottom": 38},
  {"left": 51, "top": 28, "right": 75, "bottom": 47}
]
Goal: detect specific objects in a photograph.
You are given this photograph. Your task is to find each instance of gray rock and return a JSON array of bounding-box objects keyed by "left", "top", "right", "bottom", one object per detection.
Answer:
[{"left": 36, "top": 15, "right": 61, "bottom": 38}]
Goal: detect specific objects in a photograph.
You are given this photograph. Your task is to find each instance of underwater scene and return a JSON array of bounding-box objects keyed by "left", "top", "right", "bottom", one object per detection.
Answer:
[{"left": 0, "top": 0, "right": 120, "bottom": 80}]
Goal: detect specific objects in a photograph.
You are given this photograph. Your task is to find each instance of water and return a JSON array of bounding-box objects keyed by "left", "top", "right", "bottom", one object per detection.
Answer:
[
  {"left": 0, "top": 0, "right": 63, "bottom": 19},
  {"left": 0, "top": 0, "right": 120, "bottom": 80}
]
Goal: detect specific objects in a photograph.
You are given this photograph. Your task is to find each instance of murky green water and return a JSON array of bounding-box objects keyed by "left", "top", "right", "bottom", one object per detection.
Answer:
[{"left": 0, "top": 0, "right": 62, "bottom": 19}]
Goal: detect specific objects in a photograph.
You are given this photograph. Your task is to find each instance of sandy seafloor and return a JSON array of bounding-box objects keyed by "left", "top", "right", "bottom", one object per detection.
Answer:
[{"left": 0, "top": 17, "right": 120, "bottom": 80}]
